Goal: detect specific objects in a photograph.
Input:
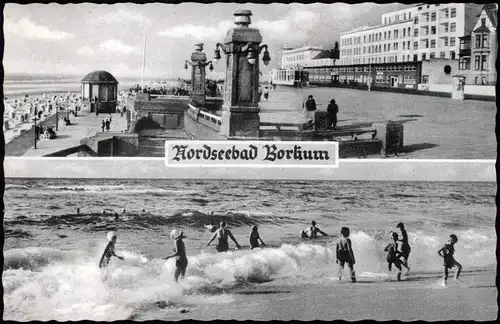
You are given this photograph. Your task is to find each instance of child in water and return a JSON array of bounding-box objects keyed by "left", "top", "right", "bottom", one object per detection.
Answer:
[
  {"left": 437, "top": 234, "right": 463, "bottom": 287},
  {"left": 384, "top": 232, "right": 403, "bottom": 281},
  {"left": 336, "top": 227, "right": 356, "bottom": 282},
  {"left": 99, "top": 231, "right": 124, "bottom": 269},
  {"left": 165, "top": 230, "right": 188, "bottom": 282},
  {"left": 396, "top": 223, "right": 411, "bottom": 273},
  {"left": 249, "top": 225, "right": 266, "bottom": 249}
]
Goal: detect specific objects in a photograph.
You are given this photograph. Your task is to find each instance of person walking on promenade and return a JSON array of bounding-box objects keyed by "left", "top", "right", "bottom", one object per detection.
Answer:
[
  {"left": 207, "top": 221, "right": 241, "bottom": 252},
  {"left": 108, "top": 113, "right": 112, "bottom": 123},
  {"left": 258, "top": 86, "right": 263, "bottom": 101},
  {"left": 327, "top": 99, "right": 339, "bottom": 129},
  {"left": 101, "top": 120, "right": 105, "bottom": 132},
  {"left": 165, "top": 230, "right": 188, "bottom": 282},
  {"left": 437, "top": 234, "right": 463, "bottom": 287},
  {"left": 396, "top": 223, "right": 411, "bottom": 273},
  {"left": 105, "top": 119, "right": 110, "bottom": 132},
  {"left": 263, "top": 86, "right": 269, "bottom": 100},
  {"left": 336, "top": 227, "right": 356, "bottom": 282},
  {"left": 304, "top": 95, "right": 317, "bottom": 125}
]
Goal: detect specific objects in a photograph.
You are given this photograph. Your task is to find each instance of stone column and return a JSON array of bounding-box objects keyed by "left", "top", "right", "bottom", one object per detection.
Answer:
[
  {"left": 219, "top": 10, "right": 262, "bottom": 138},
  {"left": 189, "top": 43, "right": 208, "bottom": 107}
]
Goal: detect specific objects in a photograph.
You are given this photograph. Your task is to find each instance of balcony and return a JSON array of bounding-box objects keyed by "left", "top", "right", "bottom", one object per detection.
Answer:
[{"left": 459, "top": 48, "right": 471, "bottom": 57}]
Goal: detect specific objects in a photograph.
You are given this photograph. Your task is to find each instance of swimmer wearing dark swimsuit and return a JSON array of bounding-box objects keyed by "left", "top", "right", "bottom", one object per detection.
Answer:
[
  {"left": 99, "top": 234, "right": 124, "bottom": 269},
  {"left": 336, "top": 227, "right": 356, "bottom": 282},
  {"left": 384, "top": 232, "right": 402, "bottom": 281},
  {"left": 207, "top": 221, "right": 241, "bottom": 252},
  {"left": 165, "top": 231, "right": 188, "bottom": 282},
  {"left": 301, "top": 221, "right": 328, "bottom": 239},
  {"left": 437, "top": 234, "right": 462, "bottom": 285},
  {"left": 396, "top": 223, "right": 411, "bottom": 271}
]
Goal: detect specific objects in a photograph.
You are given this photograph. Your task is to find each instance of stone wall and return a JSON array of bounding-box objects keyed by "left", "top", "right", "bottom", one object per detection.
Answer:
[{"left": 184, "top": 110, "right": 225, "bottom": 140}]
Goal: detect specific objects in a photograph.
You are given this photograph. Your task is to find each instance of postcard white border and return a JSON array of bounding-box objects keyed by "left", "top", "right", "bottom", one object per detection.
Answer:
[{"left": 3, "top": 157, "right": 495, "bottom": 182}]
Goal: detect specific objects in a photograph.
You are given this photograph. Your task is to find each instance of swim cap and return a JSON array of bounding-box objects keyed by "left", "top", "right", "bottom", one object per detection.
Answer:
[
  {"left": 220, "top": 221, "right": 227, "bottom": 228},
  {"left": 311, "top": 221, "right": 316, "bottom": 226},
  {"left": 170, "top": 229, "right": 186, "bottom": 240},
  {"left": 107, "top": 231, "right": 117, "bottom": 242},
  {"left": 252, "top": 225, "right": 258, "bottom": 231},
  {"left": 449, "top": 234, "right": 458, "bottom": 243},
  {"left": 396, "top": 223, "right": 404, "bottom": 228},
  {"left": 341, "top": 227, "right": 349, "bottom": 233},
  {"left": 392, "top": 232, "right": 399, "bottom": 240}
]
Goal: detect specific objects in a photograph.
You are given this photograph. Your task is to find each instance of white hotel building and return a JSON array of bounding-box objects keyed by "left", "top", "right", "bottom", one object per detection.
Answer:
[{"left": 340, "top": 3, "right": 483, "bottom": 65}]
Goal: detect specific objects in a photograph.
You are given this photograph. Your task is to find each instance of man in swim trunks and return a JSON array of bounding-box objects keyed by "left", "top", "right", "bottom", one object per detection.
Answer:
[
  {"left": 336, "top": 227, "right": 356, "bottom": 282},
  {"left": 384, "top": 232, "right": 403, "bottom": 281},
  {"left": 99, "top": 231, "right": 124, "bottom": 269},
  {"left": 207, "top": 221, "right": 241, "bottom": 252},
  {"left": 437, "top": 234, "right": 462, "bottom": 286},
  {"left": 165, "top": 230, "right": 188, "bottom": 282},
  {"left": 396, "top": 223, "right": 411, "bottom": 272},
  {"left": 300, "top": 221, "right": 328, "bottom": 238}
]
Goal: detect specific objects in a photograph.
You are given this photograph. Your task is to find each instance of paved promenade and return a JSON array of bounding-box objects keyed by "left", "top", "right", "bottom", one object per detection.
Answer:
[{"left": 21, "top": 112, "right": 128, "bottom": 157}]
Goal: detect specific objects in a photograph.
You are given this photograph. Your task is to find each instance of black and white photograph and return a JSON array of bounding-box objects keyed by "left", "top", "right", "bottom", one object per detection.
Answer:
[
  {"left": 2, "top": 2, "right": 496, "bottom": 158},
  {"left": 2, "top": 1, "right": 497, "bottom": 323}
]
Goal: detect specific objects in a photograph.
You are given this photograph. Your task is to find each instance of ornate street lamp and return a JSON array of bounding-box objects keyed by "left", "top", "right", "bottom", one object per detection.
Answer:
[{"left": 213, "top": 41, "right": 271, "bottom": 66}]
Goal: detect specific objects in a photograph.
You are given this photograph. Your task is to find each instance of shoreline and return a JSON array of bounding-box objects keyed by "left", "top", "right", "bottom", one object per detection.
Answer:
[{"left": 165, "top": 267, "right": 496, "bottom": 321}]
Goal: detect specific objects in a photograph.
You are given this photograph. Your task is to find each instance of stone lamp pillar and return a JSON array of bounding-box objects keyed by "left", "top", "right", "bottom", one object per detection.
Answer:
[
  {"left": 214, "top": 9, "right": 271, "bottom": 138},
  {"left": 185, "top": 43, "right": 213, "bottom": 107}
]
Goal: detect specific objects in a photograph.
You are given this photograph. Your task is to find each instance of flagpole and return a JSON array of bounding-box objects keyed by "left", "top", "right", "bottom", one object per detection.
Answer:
[{"left": 142, "top": 35, "right": 146, "bottom": 93}]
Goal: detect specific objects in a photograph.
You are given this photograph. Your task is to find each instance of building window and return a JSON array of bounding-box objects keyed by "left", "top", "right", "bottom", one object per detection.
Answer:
[
  {"left": 414, "top": 16, "right": 419, "bottom": 24},
  {"left": 444, "top": 23, "right": 449, "bottom": 33},
  {"left": 481, "top": 55, "right": 488, "bottom": 70},
  {"left": 431, "top": 12, "right": 436, "bottom": 21},
  {"left": 450, "top": 8, "right": 456, "bottom": 18},
  {"left": 481, "top": 77, "right": 487, "bottom": 85},
  {"left": 404, "top": 13, "right": 407, "bottom": 20},
  {"left": 408, "top": 27, "right": 411, "bottom": 36},
  {"left": 403, "top": 42, "right": 406, "bottom": 50},
  {"left": 431, "top": 26, "right": 436, "bottom": 34},
  {"left": 431, "top": 40, "right": 436, "bottom": 48},
  {"left": 395, "top": 29, "right": 399, "bottom": 39},
  {"left": 474, "top": 55, "right": 480, "bottom": 70},
  {"left": 394, "top": 42, "right": 398, "bottom": 50},
  {"left": 414, "top": 29, "right": 419, "bottom": 37},
  {"left": 450, "top": 22, "right": 456, "bottom": 32},
  {"left": 482, "top": 34, "right": 489, "bottom": 48},
  {"left": 413, "top": 54, "right": 418, "bottom": 61},
  {"left": 450, "top": 51, "right": 455, "bottom": 59},
  {"left": 459, "top": 57, "right": 470, "bottom": 70},
  {"left": 384, "top": 31, "right": 387, "bottom": 40},
  {"left": 425, "top": 40, "right": 429, "bottom": 48},
  {"left": 422, "top": 75, "right": 429, "bottom": 83},
  {"left": 388, "top": 31, "right": 391, "bottom": 39},
  {"left": 450, "top": 37, "right": 455, "bottom": 47},
  {"left": 403, "top": 28, "right": 406, "bottom": 37},
  {"left": 385, "top": 17, "right": 388, "bottom": 25},
  {"left": 444, "top": 37, "right": 449, "bottom": 46},
  {"left": 418, "top": 6, "right": 422, "bottom": 10},
  {"left": 422, "top": 53, "right": 426, "bottom": 60},
  {"left": 440, "top": 51, "right": 445, "bottom": 58},
  {"left": 444, "top": 9, "right": 449, "bottom": 18},
  {"left": 430, "top": 52, "right": 435, "bottom": 59},
  {"left": 414, "top": 41, "right": 418, "bottom": 49}
]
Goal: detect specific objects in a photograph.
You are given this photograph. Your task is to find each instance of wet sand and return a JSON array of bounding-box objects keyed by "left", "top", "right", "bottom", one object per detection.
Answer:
[{"left": 164, "top": 267, "right": 496, "bottom": 321}]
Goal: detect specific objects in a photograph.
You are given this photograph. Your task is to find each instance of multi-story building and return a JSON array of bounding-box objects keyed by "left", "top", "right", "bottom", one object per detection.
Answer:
[
  {"left": 280, "top": 45, "right": 325, "bottom": 69},
  {"left": 340, "top": 3, "right": 483, "bottom": 65},
  {"left": 458, "top": 3, "right": 497, "bottom": 85}
]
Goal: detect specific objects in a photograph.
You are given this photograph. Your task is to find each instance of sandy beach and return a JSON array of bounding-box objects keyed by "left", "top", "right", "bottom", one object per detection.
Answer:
[{"left": 160, "top": 267, "right": 496, "bottom": 321}]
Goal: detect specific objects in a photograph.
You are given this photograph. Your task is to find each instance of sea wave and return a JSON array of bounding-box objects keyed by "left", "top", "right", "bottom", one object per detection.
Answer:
[{"left": 3, "top": 228, "right": 495, "bottom": 321}]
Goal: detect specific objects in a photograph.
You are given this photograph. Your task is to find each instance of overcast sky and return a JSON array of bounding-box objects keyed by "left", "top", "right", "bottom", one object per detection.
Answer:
[{"left": 4, "top": 2, "right": 408, "bottom": 79}]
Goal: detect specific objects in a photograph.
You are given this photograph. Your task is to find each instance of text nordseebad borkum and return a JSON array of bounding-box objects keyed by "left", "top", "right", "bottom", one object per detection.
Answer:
[{"left": 171, "top": 144, "right": 331, "bottom": 162}]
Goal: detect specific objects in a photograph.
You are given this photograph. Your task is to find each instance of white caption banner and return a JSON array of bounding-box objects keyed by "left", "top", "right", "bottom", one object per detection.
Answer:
[{"left": 165, "top": 141, "right": 339, "bottom": 168}]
